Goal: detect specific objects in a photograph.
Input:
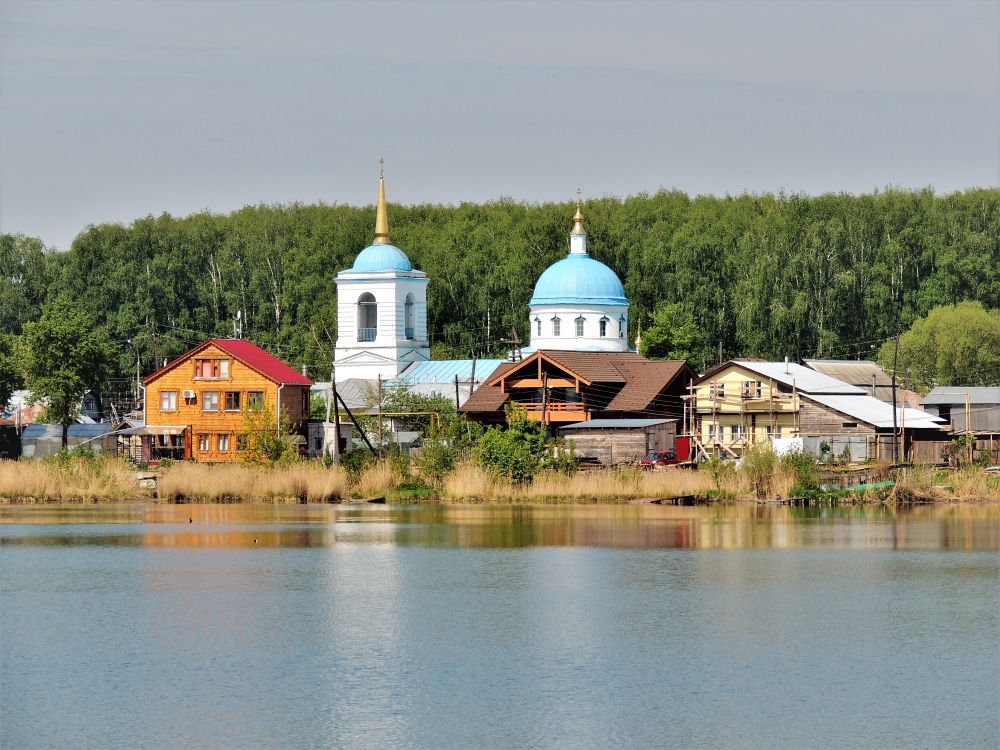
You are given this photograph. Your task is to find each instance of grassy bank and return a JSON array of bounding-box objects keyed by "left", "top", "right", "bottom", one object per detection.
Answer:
[{"left": 1, "top": 456, "right": 997, "bottom": 505}]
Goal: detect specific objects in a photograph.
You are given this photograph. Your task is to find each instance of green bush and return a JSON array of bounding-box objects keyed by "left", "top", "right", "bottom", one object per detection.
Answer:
[
  {"left": 741, "top": 443, "right": 776, "bottom": 499},
  {"left": 780, "top": 449, "right": 819, "bottom": 494},
  {"left": 473, "top": 404, "right": 547, "bottom": 484},
  {"left": 340, "top": 447, "right": 375, "bottom": 479}
]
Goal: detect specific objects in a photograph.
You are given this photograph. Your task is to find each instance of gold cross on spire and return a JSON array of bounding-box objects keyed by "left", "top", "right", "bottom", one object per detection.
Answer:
[{"left": 378, "top": 154, "right": 384, "bottom": 180}]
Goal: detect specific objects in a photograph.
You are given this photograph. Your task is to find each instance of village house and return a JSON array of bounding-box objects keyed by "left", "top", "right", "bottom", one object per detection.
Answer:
[
  {"left": 460, "top": 350, "right": 692, "bottom": 430},
  {"left": 691, "top": 359, "right": 945, "bottom": 461},
  {"left": 138, "top": 338, "right": 313, "bottom": 462},
  {"left": 920, "top": 387, "right": 1000, "bottom": 463}
]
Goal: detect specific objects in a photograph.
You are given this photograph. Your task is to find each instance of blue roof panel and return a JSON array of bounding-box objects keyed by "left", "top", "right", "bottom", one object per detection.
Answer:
[{"left": 388, "top": 359, "right": 506, "bottom": 387}]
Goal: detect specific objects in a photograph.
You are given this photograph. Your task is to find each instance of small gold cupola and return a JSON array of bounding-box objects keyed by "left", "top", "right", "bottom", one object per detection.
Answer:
[
  {"left": 571, "top": 187, "right": 585, "bottom": 235},
  {"left": 374, "top": 157, "right": 389, "bottom": 245}
]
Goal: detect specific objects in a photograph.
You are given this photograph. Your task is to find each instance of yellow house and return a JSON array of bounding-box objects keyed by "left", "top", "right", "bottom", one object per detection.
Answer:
[{"left": 691, "top": 359, "right": 945, "bottom": 460}]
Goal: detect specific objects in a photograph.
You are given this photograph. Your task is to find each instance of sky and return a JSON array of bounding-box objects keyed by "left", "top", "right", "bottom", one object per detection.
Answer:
[{"left": 1, "top": 0, "right": 998, "bottom": 250}]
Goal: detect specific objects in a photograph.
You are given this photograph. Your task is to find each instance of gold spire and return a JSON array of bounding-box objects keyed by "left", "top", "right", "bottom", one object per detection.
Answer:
[
  {"left": 571, "top": 187, "right": 585, "bottom": 235},
  {"left": 374, "top": 156, "right": 389, "bottom": 245},
  {"left": 635, "top": 320, "right": 643, "bottom": 350}
]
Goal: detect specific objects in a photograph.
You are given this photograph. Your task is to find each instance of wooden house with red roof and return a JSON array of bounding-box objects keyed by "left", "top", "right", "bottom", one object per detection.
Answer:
[
  {"left": 139, "top": 339, "right": 314, "bottom": 462},
  {"left": 460, "top": 350, "right": 693, "bottom": 429}
]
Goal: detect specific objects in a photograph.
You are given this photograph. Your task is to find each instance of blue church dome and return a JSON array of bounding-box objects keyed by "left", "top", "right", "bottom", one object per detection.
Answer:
[
  {"left": 350, "top": 243, "right": 413, "bottom": 273},
  {"left": 529, "top": 253, "right": 627, "bottom": 306}
]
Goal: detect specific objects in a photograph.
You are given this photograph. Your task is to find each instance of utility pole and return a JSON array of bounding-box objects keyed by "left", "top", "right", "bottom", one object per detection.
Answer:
[
  {"left": 454, "top": 374, "right": 460, "bottom": 410},
  {"left": 376, "top": 375, "right": 383, "bottom": 452},
  {"left": 966, "top": 392, "right": 972, "bottom": 464},
  {"left": 891, "top": 327, "right": 900, "bottom": 463},
  {"left": 718, "top": 340, "right": 723, "bottom": 365},
  {"left": 541, "top": 372, "right": 548, "bottom": 434},
  {"left": 327, "top": 361, "right": 341, "bottom": 465},
  {"left": 469, "top": 356, "right": 477, "bottom": 402}
]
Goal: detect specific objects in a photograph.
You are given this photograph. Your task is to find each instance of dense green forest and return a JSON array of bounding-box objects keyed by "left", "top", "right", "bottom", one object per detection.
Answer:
[{"left": 1, "top": 188, "right": 998, "bottom": 383}]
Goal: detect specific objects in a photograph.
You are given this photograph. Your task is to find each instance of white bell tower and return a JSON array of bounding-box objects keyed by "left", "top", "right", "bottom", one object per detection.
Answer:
[{"left": 334, "top": 168, "right": 430, "bottom": 382}]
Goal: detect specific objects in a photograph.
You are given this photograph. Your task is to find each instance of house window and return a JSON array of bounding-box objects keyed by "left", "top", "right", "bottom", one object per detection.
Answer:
[
  {"left": 841, "top": 422, "right": 858, "bottom": 429},
  {"left": 710, "top": 383, "right": 726, "bottom": 399},
  {"left": 225, "top": 391, "right": 241, "bottom": 411},
  {"left": 599, "top": 317, "right": 608, "bottom": 337},
  {"left": 358, "top": 292, "right": 377, "bottom": 342},
  {"left": 575, "top": 316, "right": 585, "bottom": 337},
  {"left": 160, "top": 391, "right": 177, "bottom": 411},
  {"left": 198, "top": 434, "right": 209, "bottom": 452},
  {"left": 202, "top": 391, "right": 219, "bottom": 412},
  {"left": 217, "top": 434, "right": 230, "bottom": 452},
  {"left": 247, "top": 391, "right": 264, "bottom": 411},
  {"left": 551, "top": 317, "right": 561, "bottom": 336},
  {"left": 194, "top": 359, "right": 229, "bottom": 379},
  {"left": 237, "top": 433, "right": 248, "bottom": 452},
  {"left": 404, "top": 293, "right": 415, "bottom": 340},
  {"left": 764, "top": 425, "right": 775, "bottom": 438},
  {"left": 535, "top": 317, "right": 541, "bottom": 336},
  {"left": 731, "top": 425, "right": 744, "bottom": 442},
  {"left": 742, "top": 381, "right": 762, "bottom": 400},
  {"left": 708, "top": 425, "right": 717, "bottom": 441}
]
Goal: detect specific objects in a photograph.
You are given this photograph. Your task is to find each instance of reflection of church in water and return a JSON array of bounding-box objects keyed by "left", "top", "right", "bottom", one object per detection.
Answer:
[{"left": 332, "top": 170, "right": 646, "bottom": 411}]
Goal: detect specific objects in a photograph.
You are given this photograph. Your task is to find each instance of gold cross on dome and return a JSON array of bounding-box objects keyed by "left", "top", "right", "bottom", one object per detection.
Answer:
[{"left": 378, "top": 155, "right": 384, "bottom": 179}]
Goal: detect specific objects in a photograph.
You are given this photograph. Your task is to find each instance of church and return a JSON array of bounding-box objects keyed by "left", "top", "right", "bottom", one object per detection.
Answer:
[{"left": 331, "top": 171, "right": 692, "bottom": 431}]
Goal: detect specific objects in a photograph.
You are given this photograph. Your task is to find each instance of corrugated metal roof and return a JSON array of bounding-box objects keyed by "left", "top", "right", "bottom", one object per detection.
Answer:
[
  {"left": 806, "top": 395, "right": 945, "bottom": 429},
  {"left": 312, "top": 379, "right": 376, "bottom": 410},
  {"left": 560, "top": 418, "right": 677, "bottom": 430},
  {"left": 719, "top": 361, "right": 866, "bottom": 395},
  {"left": 923, "top": 387, "right": 1000, "bottom": 405},
  {"left": 21, "top": 423, "right": 112, "bottom": 439},
  {"left": 803, "top": 360, "right": 896, "bottom": 400},
  {"left": 389, "top": 359, "right": 506, "bottom": 387}
]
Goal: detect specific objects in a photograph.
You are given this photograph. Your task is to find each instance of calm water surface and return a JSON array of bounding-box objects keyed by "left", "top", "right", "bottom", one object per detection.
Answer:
[{"left": 1, "top": 503, "right": 998, "bottom": 749}]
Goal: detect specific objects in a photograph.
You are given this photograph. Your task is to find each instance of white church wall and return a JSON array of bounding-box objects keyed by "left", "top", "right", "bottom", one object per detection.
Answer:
[{"left": 529, "top": 304, "right": 629, "bottom": 352}]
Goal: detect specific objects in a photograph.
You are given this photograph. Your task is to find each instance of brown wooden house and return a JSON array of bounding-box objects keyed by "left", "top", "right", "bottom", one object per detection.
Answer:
[
  {"left": 460, "top": 350, "right": 693, "bottom": 429},
  {"left": 140, "top": 339, "right": 314, "bottom": 462}
]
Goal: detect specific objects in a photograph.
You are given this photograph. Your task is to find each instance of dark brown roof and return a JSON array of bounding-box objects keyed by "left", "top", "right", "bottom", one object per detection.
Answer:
[
  {"left": 605, "top": 360, "right": 690, "bottom": 410},
  {"left": 462, "top": 350, "right": 692, "bottom": 415}
]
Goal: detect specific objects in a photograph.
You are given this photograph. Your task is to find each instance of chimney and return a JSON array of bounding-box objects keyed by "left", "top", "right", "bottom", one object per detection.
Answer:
[
  {"left": 784, "top": 356, "right": 790, "bottom": 375},
  {"left": 301, "top": 364, "right": 308, "bottom": 377},
  {"left": 872, "top": 373, "right": 877, "bottom": 398}
]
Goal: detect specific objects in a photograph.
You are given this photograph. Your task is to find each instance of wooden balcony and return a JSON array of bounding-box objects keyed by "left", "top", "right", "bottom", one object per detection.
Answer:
[{"left": 521, "top": 401, "right": 588, "bottom": 423}]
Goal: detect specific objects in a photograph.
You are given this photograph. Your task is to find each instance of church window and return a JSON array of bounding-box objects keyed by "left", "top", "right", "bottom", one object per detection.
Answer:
[
  {"left": 618, "top": 316, "right": 625, "bottom": 338},
  {"left": 551, "top": 317, "right": 561, "bottom": 336},
  {"left": 575, "top": 316, "right": 585, "bottom": 337},
  {"left": 358, "top": 293, "right": 377, "bottom": 342},
  {"left": 535, "top": 317, "right": 541, "bottom": 336},
  {"left": 599, "top": 317, "right": 609, "bottom": 337},
  {"left": 404, "top": 293, "right": 415, "bottom": 340}
]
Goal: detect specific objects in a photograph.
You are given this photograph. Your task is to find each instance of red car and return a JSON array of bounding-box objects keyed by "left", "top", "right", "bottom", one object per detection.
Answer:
[{"left": 639, "top": 450, "right": 680, "bottom": 467}]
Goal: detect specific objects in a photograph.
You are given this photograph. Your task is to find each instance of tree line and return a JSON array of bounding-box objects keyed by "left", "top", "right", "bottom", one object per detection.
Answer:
[{"left": 1, "top": 187, "right": 998, "bottom": 390}]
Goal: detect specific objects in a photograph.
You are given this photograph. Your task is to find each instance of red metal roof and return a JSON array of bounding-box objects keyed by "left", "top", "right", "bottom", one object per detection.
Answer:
[{"left": 142, "top": 338, "right": 314, "bottom": 386}]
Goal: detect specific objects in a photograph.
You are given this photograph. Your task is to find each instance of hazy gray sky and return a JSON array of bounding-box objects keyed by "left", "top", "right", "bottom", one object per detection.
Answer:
[{"left": 2, "top": 0, "right": 998, "bottom": 250}]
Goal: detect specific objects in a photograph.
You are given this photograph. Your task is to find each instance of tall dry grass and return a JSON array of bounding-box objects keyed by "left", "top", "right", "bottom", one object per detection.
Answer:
[
  {"left": 0, "top": 457, "right": 136, "bottom": 502},
  {"left": 158, "top": 462, "right": 347, "bottom": 503},
  {"left": 353, "top": 460, "right": 404, "bottom": 497},
  {"left": 893, "top": 466, "right": 1000, "bottom": 502},
  {"left": 442, "top": 461, "right": 722, "bottom": 503}
]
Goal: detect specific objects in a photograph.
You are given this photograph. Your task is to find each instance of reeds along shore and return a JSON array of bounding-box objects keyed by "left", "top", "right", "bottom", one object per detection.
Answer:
[{"left": 0, "top": 457, "right": 998, "bottom": 504}]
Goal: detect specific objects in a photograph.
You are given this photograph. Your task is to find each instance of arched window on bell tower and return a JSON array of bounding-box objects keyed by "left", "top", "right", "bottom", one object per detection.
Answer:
[
  {"left": 404, "top": 293, "right": 415, "bottom": 340},
  {"left": 358, "top": 293, "right": 377, "bottom": 341}
]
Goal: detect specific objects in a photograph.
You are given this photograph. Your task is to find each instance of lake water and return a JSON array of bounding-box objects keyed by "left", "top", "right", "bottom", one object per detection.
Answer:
[{"left": 1, "top": 503, "right": 998, "bottom": 749}]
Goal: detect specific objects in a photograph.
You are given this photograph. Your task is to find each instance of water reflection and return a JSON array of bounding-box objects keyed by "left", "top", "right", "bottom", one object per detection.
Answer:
[{"left": 1, "top": 502, "right": 997, "bottom": 550}]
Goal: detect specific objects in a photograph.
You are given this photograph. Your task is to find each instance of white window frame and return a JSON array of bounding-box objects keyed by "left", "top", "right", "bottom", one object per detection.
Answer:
[
  {"left": 575, "top": 316, "right": 585, "bottom": 337},
  {"left": 202, "top": 391, "right": 219, "bottom": 412},
  {"left": 551, "top": 317, "right": 561, "bottom": 336},
  {"left": 217, "top": 433, "right": 230, "bottom": 452}
]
